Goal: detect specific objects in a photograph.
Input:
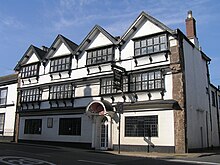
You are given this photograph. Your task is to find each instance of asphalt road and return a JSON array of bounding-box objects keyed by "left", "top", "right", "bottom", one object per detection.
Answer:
[{"left": 0, "top": 142, "right": 219, "bottom": 165}]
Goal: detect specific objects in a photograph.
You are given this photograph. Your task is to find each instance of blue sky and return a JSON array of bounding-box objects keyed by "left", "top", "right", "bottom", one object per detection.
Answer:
[{"left": 0, "top": 0, "right": 219, "bottom": 86}]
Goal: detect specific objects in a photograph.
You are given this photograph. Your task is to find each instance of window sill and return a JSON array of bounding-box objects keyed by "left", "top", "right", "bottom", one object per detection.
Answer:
[
  {"left": 133, "top": 50, "right": 169, "bottom": 59},
  {"left": 86, "top": 61, "right": 115, "bottom": 67},
  {"left": 49, "top": 69, "right": 71, "bottom": 74}
]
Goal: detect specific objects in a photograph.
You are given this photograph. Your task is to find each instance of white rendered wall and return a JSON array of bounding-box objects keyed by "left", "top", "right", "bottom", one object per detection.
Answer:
[
  {"left": 19, "top": 114, "right": 92, "bottom": 143},
  {"left": 0, "top": 83, "right": 17, "bottom": 136},
  {"left": 26, "top": 52, "right": 39, "bottom": 64},
  {"left": 183, "top": 39, "right": 210, "bottom": 149},
  {"left": 111, "top": 110, "right": 175, "bottom": 147}
]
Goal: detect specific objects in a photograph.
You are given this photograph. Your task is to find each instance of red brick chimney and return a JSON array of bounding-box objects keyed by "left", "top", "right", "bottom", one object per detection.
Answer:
[{"left": 185, "top": 10, "right": 197, "bottom": 39}]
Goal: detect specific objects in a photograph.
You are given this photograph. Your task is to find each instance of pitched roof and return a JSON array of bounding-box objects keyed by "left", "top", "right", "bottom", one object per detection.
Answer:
[
  {"left": 121, "top": 11, "right": 174, "bottom": 43},
  {"left": 75, "top": 25, "right": 118, "bottom": 55},
  {"left": 45, "top": 34, "right": 78, "bottom": 59},
  {"left": 14, "top": 45, "right": 47, "bottom": 71},
  {"left": 0, "top": 73, "right": 17, "bottom": 86}
]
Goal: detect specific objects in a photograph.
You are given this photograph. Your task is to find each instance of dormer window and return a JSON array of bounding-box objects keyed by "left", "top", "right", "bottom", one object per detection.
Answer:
[
  {"left": 134, "top": 34, "right": 167, "bottom": 56},
  {"left": 21, "top": 63, "right": 39, "bottom": 78},
  {"left": 50, "top": 55, "right": 71, "bottom": 73},
  {"left": 86, "top": 46, "right": 114, "bottom": 66}
]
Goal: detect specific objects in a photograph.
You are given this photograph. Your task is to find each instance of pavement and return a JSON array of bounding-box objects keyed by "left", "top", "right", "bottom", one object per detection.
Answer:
[{"left": 102, "top": 148, "right": 220, "bottom": 159}]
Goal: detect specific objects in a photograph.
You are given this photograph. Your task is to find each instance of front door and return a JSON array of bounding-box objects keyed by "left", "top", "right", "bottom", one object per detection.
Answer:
[{"left": 100, "top": 117, "right": 108, "bottom": 150}]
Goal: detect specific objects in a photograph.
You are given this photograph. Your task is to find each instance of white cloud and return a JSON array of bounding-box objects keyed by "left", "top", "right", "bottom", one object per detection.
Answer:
[{"left": 0, "top": 14, "right": 24, "bottom": 29}]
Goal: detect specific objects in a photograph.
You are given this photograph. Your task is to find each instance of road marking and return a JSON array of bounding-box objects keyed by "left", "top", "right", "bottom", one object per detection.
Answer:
[
  {"left": 167, "top": 159, "right": 220, "bottom": 165},
  {"left": 0, "top": 156, "right": 55, "bottom": 165},
  {"left": 5, "top": 149, "right": 51, "bottom": 157},
  {"left": 78, "top": 159, "right": 117, "bottom": 165}
]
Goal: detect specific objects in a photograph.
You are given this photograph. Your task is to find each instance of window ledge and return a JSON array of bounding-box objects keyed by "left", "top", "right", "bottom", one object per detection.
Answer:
[
  {"left": 86, "top": 61, "right": 115, "bottom": 67},
  {"left": 133, "top": 50, "right": 169, "bottom": 59}
]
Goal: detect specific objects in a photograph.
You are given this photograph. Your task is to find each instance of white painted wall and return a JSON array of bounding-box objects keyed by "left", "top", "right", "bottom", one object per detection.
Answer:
[
  {"left": 19, "top": 114, "right": 92, "bottom": 143},
  {"left": 183, "top": 38, "right": 210, "bottom": 149},
  {"left": 26, "top": 53, "right": 39, "bottom": 64},
  {"left": 0, "top": 82, "right": 17, "bottom": 137},
  {"left": 111, "top": 110, "right": 175, "bottom": 147}
]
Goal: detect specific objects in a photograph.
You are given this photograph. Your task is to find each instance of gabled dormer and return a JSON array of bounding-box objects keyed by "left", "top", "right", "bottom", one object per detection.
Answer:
[
  {"left": 14, "top": 45, "right": 46, "bottom": 83},
  {"left": 120, "top": 11, "right": 174, "bottom": 66},
  {"left": 44, "top": 34, "right": 78, "bottom": 80},
  {"left": 75, "top": 25, "right": 118, "bottom": 74}
]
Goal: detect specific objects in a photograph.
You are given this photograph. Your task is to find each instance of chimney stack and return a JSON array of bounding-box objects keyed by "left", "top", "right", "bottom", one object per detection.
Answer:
[{"left": 185, "top": 10, "right": 197, "bottom": 39}]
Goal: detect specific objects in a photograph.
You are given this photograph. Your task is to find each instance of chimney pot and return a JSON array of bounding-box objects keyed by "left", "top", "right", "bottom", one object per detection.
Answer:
[{"left": 187, "top": 10, "right": 193, "bottom": 19}]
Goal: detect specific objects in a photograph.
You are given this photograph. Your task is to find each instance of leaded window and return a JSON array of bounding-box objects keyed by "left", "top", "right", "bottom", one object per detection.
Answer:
[
  {"left": 24, "top": 119, "right": 42, "bottom": 134},
  {"left": 49, "top": 84, "right": 74, "bottom": 100},
  {"left": 100, "top": 77, "right": 128, "bottom": 95},
  {"left": 50, "top": 56, "right": 71, "bottom": 73},
  {"left": 0, "top": 88, "right": 7, "bottom": 105},
  {"left": 59, "top": 118, "right": 81, "bottom": 135},
  {"left": 87, "top": 47, "right": 114, "bottom": 65},
  {"left": 21, "top": 63, "right": 39, "bottom": 78},
  {"left": 134, "top": 34, "right": 167, "bottom": 56},
  {"left": 21, "top": 88, "right": 41, "bottom": 103},
  {"left": 125, "top": 116, "right": 158, "bottom": 137},
  {"left": 130, "top": 71, "right": 163, "bottom": 91}
]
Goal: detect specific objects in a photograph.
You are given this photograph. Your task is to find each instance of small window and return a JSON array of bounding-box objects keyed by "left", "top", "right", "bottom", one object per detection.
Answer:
[
  {"left": 125, "top": 115, "right": 158, "bottom": 137},
  {"left": 134, "top": 34, "right": 167, "bottom": 56},
  {"left": 219, "top": 95, "right": 220, "bottom": 109},
  {"left": 211, "top": 91, "right": 216, "bottom": 107},
  {"left": 47, "top": 118, "right": 53, "bottom": 128},
  {"left": 50, "top": 56, "right": 71, "bottom": 73},
  {"left": 86, "top": 47, "right": 114, "bottom": 65},
  {"left": 24, "top": 119, "right": 42, "bottom": 134},
  {"left": 21, "top": 63, "right": 39, "bottom": 78},
  {"left": 0, "top": 88, "right": 7, "bottom": 106},
  {"left": 59, "top": 118, "right": 81, "bottom": 135},
  {"left": 0, "top": 113, "right": 5, "bottom": 134}
]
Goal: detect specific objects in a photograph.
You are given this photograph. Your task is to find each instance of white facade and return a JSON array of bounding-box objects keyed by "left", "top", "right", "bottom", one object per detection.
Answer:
[
  {"left": 14, "top": 11, "right": 218, "bottom": 153},
  {"left": 0, "top": 74, "right": 17, "bottom": 140}
]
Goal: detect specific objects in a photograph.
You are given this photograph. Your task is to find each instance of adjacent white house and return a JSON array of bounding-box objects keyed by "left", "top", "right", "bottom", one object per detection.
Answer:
[
  {"left": 13, "top": 11, "right": 219, "bottom": 153},
  {"left": 0, "top": 74, "right": 17, "bottom": 141}
]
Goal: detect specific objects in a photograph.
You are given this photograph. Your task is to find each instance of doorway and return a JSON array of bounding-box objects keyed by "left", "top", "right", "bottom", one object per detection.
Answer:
[{"left": 100, "top": 117, "right": 108, "bottom": 150}]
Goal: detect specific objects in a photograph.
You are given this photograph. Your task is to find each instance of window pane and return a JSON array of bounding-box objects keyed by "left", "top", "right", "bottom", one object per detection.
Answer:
[
  {"left": 141, "top": 48, "right": 147, "bottom": 55},
  {"left": 147, "top": 46, "right": 153, "bottom": 53},
  {"left": 160, "top": 35, "right": 166, "bottom": 43},
  {"left": 135, "top": 49, "right": 140, "bottom": 56},
  {"left": 135, "top": 41, "right": 140, "bottom": 48},
  {"left": 154, "top": 37, "right": 159, "bottom": 44},
  {"left": 141, "top": 40, "right": 146, "bottom": 47},
  {"left": 147, "top": 39, "right": 153, "bottom": 46}
]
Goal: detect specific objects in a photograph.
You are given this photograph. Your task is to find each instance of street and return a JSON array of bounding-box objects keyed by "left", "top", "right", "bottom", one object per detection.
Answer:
[{"left": 0, "top": 143, "right": 219, "bottom": 165}]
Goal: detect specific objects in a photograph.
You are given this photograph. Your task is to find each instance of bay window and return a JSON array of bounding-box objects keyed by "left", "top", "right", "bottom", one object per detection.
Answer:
[{"left": 134, "top": 34, "right": 167, "bottom": 56}]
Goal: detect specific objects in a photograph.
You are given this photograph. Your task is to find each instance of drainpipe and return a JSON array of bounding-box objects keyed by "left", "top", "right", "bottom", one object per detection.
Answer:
[
  {"left": 206, "top": 61, "right": 212, "bottom": 148},
  {"left": 215, "top": 88, "right": 220, "bottom": 146}
]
